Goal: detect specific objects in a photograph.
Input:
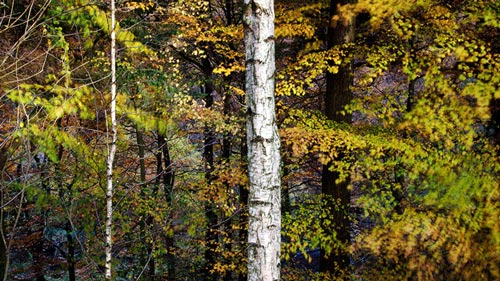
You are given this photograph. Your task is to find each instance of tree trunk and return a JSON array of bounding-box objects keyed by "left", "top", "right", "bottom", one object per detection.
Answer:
[
  {"left": 0, "top": 189, "right": 7, "bottom": 281},
  {"left": 202, "top": 76, "right": 218, "bottom": 280},
  {"left": 244, "top": 1, "right": 281, "bottom": 280},
  {"left": 0, "top": 149, "right": 8, "bottom": 281},
  {"left": 225, "top": 0, "right": 233, "bottom": 25},
  {"left": 65, "top": 222, "right": 76, "bottom": 281},
  {"left": 105, "top": 0, "right": 117, "bottom": 277},
  {"left": 490, "top": 98, "right": 500, "bottom": 156},
  {"left": 136, "top": 126, "right": 156, "bottom": 280},
  {"left": 320, "top": 0, "right": 355, "bottom": 275},
  {"left": 0, "top": 141, "right": 19, "bottom": 281},
  {"left": 238, "top": 135, "right": 249, "bottom": 281},
  {"left": 222, "top": 89, "right": 233, "bottom": 281},
  {"left": 158, "top": 133, "right": 175, "bottom": 280}
]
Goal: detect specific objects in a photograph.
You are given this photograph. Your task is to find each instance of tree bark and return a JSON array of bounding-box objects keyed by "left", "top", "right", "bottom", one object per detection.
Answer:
[
  {"left": 0, "top": 189, "right": 7, "bottom": 281},
  {"left": 0, "top": 147, "right": 8, "bottom": 281},
  {"left": 222, "top": 90, "right": 233, "bottom": 281},
  {"left": 320, "top": 0, "right": 355, "bottom": 275},
  {"left": 65, "top": 223, "right": 76, "bottom": 281},
  {"left": 244, "top": 1, "right": 281, "bottom": 280},
  {"left": 238, "top": 135, "right": 249, "bottom": 281},
  {"left": 158, "top": 133, "right": 175, "bottom": 280},
  {"left": 136, "top": 126, "right": 158, "bottom": 280},
  {"left": 105, "top": 0, "right": 117, "bottom": 277},
  {"left": 202, "top": 77, "right": 218, "bottom": 280},
  {"left": 225, "top": 0, "right": 233, "bottom": 25}
]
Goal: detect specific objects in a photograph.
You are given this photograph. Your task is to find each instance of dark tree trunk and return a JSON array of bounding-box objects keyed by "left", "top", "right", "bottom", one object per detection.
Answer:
[
  {"left": 406, "top": 37, "right": 419, "bottom": 114},
  {"left": 136, "top": 127, "right": 147, "bottom": 185},
  {"left": 53, "top": 131, "right": 77, "bottom": 281},
  {"left": 202, "top": 72, "right": 218, "bottom": 280},
  {"left": 158, "top": 133, "right": 176, "bottom": 280},
  {"left": 489, "top": 98, "right": 500, "bottom": 156},
  {"left": 238, "top": 135, "right": 248, "bottom": 281},
  {"left": 281, "top": 156, "right": 292, "bottom": 216},
  {"left": 225, "top": 0, "right": 233, "bottom": 25},
  {"left": 0, "top": 147, "right": 8, "bottom": 281},
  {"left": 0, "top": 189, "right": 6, "bottom": 281},
  {"left": 65, "top": 223, "right": 76, "bottom": 281},
  {"left": 320, "top": 0, "right": 355, "bottom": 275},
  {"left": 136, "top": 126, "right": 156, "bottom": 280},
  {"left": 221, "top": 89, "right": 233, "bottom": 281},
  {"left": 407, "top": 78, "right": 416, "bottom": 113}
]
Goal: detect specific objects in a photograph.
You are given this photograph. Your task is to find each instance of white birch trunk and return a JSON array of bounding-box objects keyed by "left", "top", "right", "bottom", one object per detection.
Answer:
[
  {"left": 243, "top": 0, "right": 281, "bottom": 280},
  {"left": 105, "top": 0, "right": 117, "bottom": 279}
]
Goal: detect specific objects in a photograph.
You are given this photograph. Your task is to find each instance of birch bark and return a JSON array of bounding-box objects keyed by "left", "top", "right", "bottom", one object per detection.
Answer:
[
  {"left": 105, "top": 0, "right": 117, "bottom": 278},
  {"left": 243, "top": 0, "right": 281, "bottom": 280}
]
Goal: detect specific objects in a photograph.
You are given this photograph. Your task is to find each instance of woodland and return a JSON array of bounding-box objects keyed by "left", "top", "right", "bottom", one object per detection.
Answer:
[{"left": 0, "top": 0, "right": 499, "bottom": 280}]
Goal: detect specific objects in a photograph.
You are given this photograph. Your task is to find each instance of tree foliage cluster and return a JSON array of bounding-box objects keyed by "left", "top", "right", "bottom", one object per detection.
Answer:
[{"left": 0, "top": 0, "right": 498, "bottom": 280}]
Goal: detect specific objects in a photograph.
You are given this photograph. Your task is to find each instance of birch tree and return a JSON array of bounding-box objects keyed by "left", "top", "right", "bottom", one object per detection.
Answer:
[
  {"left": 243, "top": 0, "right": 281, "bottom": 280},
  {"left": 105, "top": 0, "right": 117, "bottom": 278}
]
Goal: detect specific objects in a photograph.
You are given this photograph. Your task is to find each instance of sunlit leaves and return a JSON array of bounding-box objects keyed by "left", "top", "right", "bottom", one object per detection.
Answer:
[
  {"left": 323, "top": 0, "right": 500, "bottom": 279},
  {"left": 49, "top": 0, "right": 155, "bottom": 56},
  {"left": 124, "top": 1, "right": 155, "bottom": 12},
  {"left": 282, "top": 196, "right": 335, "bottom": 262},
  {"left": 2, "top": 0, "right": 498, "bottom": 278},
  {"left": 276, "top": 46, "right": 347, "bottom": 97},
  {"left": 275, "top": 3, "right": 325, "bottom": 39}
]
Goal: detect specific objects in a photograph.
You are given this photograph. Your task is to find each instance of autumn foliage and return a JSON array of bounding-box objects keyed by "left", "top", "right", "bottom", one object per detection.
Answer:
[{"left": 0, "top": 0, "right": 499, "bottom": 280}]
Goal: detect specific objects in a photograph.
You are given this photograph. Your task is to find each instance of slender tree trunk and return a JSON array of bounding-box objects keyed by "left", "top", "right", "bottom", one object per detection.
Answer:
[
  {"left": 0, "top": 189, "right": 7, "bottom": 281},
  {"left": 320, "top": 0, "right": 355, "bottom": 275},
  {"left": 222, "top": 90, "right": 232, "bottom": 281},
  {"left": 490, "top": 98, "right": 500, "bottom": 156},
  {"left": 4, "top": 151, "right": 26, "bottom": 281},
  {"left": 2, "top": 193, "right": 23, "bottom": 281},
  {"left": 406, "top": 37, "right": 419, "bottom": 113},
  {"left": 238, "top": 135, "right": 249, "bottom": 281},
  {"left": 244, "top": 1, "right": 281, "bottom": 280},
  {"left": 136, "top": 127, "right": 155, "bottom": 280},
  {"left": 136, "top": 127, "right": 147, "bottom": 185},
  {"left": 152, "top": 135, "right": 163, "bottom": 279},
  {"left": 158, "top": 133, "right": 175, "bottom": 280},
  {"left": 281, "top": 155, "right": 292, "bottom": 216},
  {"left": 1, "top": 137, "right": 24, "bottom": 281},
  {"left": 52, "top": 128, "right": 77, "bottom": 281},
  {"left": 105, "top": 0, "right": 117, "bottom": 277},
  {"left": 66, "top": 222, "right": 76, "bottom": 281},
  {"left": 0, "top": 149, "right": 8, "bottom": 281},
  {"left": 63, "top": 185, "right": 76, "bottom": 281},
  {"left": 225, "top": 0, "right": 233, "bottom": 25},
  {"left": 202, "top": 78, "right": 218, "bottom": 280}
]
